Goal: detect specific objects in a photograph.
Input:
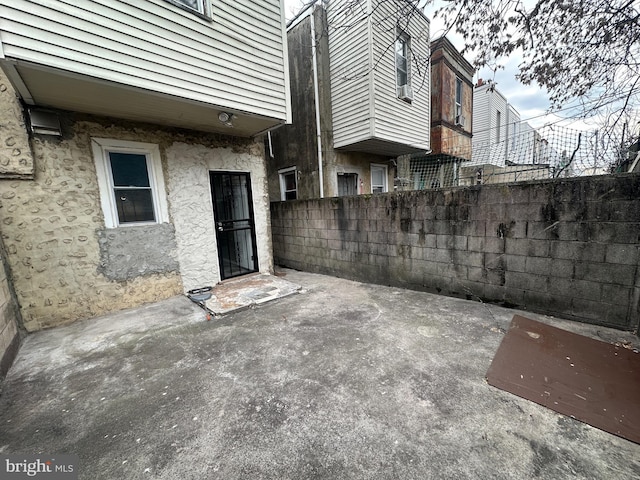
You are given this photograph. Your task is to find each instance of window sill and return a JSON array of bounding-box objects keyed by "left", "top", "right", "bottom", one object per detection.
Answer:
[
  {"left": 164, "top": 0, "right": 213, "bottom": 22},
  {"left": 111, "top": 221, "right": 163, "bottom": 229}
]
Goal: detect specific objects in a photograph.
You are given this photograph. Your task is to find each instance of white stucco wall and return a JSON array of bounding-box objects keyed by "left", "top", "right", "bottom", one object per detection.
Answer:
[{"left": 165, "top": 143, "right": 273, "bottom": 291}]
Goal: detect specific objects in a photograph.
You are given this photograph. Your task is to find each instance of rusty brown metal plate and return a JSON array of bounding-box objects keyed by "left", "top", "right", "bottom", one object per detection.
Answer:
[{"left": 486, "top": 315, "right": 640, "bottom": 444}]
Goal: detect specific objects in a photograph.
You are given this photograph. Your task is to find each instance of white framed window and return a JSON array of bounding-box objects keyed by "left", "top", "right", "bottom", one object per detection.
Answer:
[
  {"left": 396, "top": 31, "right": 412, "bottom": 102},
  {"left": 496, "top": 110, "right": 502, "bottom": 142},
  {"left": 455, "top": 77, "right": 463, "bottom": 125},
  {"left": 91, "top": 138, "right": 169, "bottom": 228},
  {"left": 279, "top": 167, "right": 297, "bottom": 201},
  {"left": 164, "top": 0, "right": 210, "bottom": 18},
  {"left": 370, "top": 164, "right": 388, "bottom": 193}
]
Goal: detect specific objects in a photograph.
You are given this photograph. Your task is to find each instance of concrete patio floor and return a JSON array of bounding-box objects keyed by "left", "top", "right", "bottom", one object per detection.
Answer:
[{"left": 1, "top": 269, "right": 639, "bottom": 479}]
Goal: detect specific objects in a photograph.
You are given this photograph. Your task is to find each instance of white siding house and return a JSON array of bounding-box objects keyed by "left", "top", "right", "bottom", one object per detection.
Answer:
[
  {"left": 266, "top": 0, "right": 430, "bottom": 200},
  {"left": 463, "top": 80, "right": 553, "bottom": 185},
  {"left": 328, "top": 0, "right": 430, "bottom": 156},
  {"left": 505, "top": 104, "right": 521, "bottom": 164},
  {"left": 471, "top": 81, "right": 509, "bottom": 167},
  {"left": 0, "top": 0, "right": 291, "bottom": 136}
]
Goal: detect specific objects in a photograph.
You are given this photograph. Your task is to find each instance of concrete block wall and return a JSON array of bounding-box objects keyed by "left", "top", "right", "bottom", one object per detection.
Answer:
[{"left": 271, "top": 174, "right": 640, "bottom": 331}]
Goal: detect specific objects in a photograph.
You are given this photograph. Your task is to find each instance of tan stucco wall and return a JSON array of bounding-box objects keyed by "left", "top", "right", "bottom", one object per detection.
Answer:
[
  {"left": 0, "top": 79, "right": 271, "bottom": 331},
  {"left": 324, "top": 151, "right": 393, "bottom": 197}
]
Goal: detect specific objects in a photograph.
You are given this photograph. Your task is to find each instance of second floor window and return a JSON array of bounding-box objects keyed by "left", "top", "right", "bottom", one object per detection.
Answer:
[
  {"left": 396, "top": 32, "right": 412, "bottom": 102},
  {"left": 396, "top": 32, "right": 410, "bottom": 89},
  {"left": 167, "top": 0, "right": 207, "bottom": 16},
  {"left": 455, "top": 77, "right": 463, "bottom": 125}
]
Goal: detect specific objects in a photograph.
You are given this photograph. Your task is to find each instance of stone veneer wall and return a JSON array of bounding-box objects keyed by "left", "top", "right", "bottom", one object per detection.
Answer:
[
  {"left": 0, "top": 71, "right": 34, "bottom": 179},
  {"left": 271, "top": 174, "right": 640, "bottom": 331},
  {"left": 0, "top": 78, "right": 272, "bottom": 331},
  {"left": 0, "top": 233, "right": 21, "bottom": 378},
  {"left": 0, "top": 71, "right": 28, "bottom": 373}
]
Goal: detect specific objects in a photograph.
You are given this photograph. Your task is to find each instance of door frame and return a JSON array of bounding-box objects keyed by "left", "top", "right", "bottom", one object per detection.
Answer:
[{"left": 209, "top": 170, "right": 259, "bottom": 281}]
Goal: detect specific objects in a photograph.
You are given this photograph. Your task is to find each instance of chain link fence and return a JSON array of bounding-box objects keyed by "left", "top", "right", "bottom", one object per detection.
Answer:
[{"left": 396, "top": 123, "right": 639, "bottom": 191}]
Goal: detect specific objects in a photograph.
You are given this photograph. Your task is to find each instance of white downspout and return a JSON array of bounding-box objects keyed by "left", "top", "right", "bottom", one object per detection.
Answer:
[
  {"left": 310, "top": 4, "right": 324, "bottom": 198},
  {"left": 267, "top": 131, "right": 274, "bottom": 158}
]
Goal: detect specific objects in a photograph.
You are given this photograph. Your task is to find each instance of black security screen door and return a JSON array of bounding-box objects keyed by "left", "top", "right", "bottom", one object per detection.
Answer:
[{"left": 210, "top": 172, "right": 259, "bottom": 280}]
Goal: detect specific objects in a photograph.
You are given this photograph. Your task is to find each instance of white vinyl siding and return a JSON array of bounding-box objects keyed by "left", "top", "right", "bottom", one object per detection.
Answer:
[
  {"left": 0, "top": 0, "right": 289, "bottom": 120},
  {"left": 471, "top": 83, "right": 509, "bottom": 167},
  {"left": 328, "top": 0, "right": 430, "bottom": 152},
  {"left": 327, "top": 0, "right": 372, "bottom": 149},
  {"left": 506, "top": 104, "right": 521, "bottom": 163},
  {"left": 471, "top": 85, "right": 491, "bottom": 147},
  {"left": 370, "top": 0, "right": 429, "bottom": 149}
]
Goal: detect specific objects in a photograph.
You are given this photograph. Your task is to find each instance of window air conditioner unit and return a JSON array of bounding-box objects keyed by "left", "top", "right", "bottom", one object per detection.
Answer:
[
  {"left": 456, "top": 115, "right": 466, "bottom": 127},
  {"left": 398, "top": 84, "right": 413, "bottom": 102}
]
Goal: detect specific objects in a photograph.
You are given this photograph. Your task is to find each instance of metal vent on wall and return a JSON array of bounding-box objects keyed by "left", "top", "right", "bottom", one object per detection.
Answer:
[{"left": 28, "top": 108, "right": 62, "bottom": 136}]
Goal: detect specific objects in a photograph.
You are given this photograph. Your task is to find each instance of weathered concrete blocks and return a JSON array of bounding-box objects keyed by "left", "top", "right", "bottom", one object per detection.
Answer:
[
  {"left": 271, "top": 175, "right": 640, "bottom": 331},
  {"left": 574, "top": 262, "right": 635, "bottom": 286},
  {"left": 525, "top": 256, "right": 551, "bottom": 276}
]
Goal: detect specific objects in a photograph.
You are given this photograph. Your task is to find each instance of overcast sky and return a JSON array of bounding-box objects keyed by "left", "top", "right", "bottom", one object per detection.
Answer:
[{"left": 282, "top": 0, "right": 591, "bottom": 131}]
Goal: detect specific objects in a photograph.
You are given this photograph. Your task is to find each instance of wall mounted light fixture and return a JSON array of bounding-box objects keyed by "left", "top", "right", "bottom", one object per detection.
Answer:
[{"left": 218, "top": 111, "right": 235, "bottom": 127}]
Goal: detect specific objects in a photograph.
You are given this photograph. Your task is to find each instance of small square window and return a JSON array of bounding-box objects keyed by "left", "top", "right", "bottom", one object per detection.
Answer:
[
  {"left": 92, "top": 139, "right": 169, "bottom": 228},
  {"left": 279, "top": 167, "right": 297, "bottom": 201}
]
